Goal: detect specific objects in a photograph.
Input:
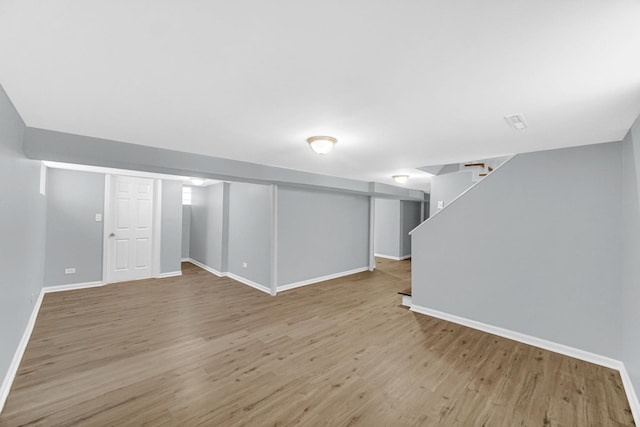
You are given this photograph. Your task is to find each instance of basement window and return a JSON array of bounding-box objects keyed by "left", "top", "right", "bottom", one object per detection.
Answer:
[{"left": 182, "top": 186, "right": 192, "bottom": 205}]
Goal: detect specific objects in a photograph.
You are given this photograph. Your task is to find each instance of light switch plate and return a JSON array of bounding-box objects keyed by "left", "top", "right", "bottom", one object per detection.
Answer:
[
  {"left": 242, "top": 262, "right": 248, "bottom": 268},
  {"left": 95, "top": 214, "right": 102, "bottom": 222}
]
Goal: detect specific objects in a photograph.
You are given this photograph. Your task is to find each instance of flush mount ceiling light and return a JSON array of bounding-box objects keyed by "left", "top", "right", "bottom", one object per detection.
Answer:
[
  {"left": 392, "top": 175, "right": 410, "bottom": 184},
  {"left": 190, "top": 177, "right": 205, "bottom": 185},
  {"left": 307, "top": 136, "right": 337, "bottom": 155}
]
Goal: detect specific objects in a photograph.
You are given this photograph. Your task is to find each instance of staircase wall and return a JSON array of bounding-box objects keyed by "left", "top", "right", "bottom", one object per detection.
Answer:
[
  {"left": 429, "top": 171, "right": 474, "bottom": 217},
  {"left": 411, "top": 142, "right": 623, "bottom": 358}
]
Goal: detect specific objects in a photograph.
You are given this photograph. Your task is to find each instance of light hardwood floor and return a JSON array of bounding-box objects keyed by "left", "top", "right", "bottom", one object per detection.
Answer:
[{"left": 0, "top": 259, "right": 634, "bottom": 426}]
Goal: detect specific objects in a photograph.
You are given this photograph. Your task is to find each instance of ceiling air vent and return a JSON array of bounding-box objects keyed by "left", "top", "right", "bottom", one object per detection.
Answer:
[{"left": 504, "top": 114, "right": 528, "bottom": 130}]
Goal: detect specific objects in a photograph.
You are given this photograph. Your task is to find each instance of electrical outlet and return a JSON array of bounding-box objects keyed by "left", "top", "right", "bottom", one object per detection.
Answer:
[
  {"left": 242, "top": 262, "right": 248, "bottom": 268},
  {"left": 65, "top": 268, "right": 76, "bottom": 275}
]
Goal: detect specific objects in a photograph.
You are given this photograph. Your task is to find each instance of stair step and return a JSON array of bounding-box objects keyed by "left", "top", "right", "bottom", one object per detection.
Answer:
[
  {"left": 400, "top": 294, "right": 412, "bottom": 307},
  {"left": 398, "top": 287, "right": 412, "bottom": 307}
]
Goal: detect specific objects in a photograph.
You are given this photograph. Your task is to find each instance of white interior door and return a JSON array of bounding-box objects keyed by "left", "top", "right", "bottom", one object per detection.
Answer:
[{"left": 107, "top": 175, "right": 154, "bottom": 283}]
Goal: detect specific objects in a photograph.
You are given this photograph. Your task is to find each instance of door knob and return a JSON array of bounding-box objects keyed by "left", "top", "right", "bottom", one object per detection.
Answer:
[{"left": 109, "top": 233, "right": 115, "bottom": 237}]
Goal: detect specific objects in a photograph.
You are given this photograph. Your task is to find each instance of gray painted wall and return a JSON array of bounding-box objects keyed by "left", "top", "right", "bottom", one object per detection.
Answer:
[
  {"left": 373, "top": 198, "right": 401, "bottom": 257},
  {"left": 412, "top": 142, "right": 623, "bottom": 358},
  {"left": 189, "top": 184, "right": 227, "bottom": 272},
  {"left": 44, "top": 171, "right": 182, "bottom": 283},
  {"left": 182, "top": 205, "right": 191, "bottom": 259},
  {"left": 400, "top": 201, "right": 421, "bottom": 257},
  {"left": 188, "top": 186, "right": 209, "bottom": 267},
  {"left": 277, "top": 187, "right": 369, "bottom": 286},
  {"left": 44, "top": 169, "right": 104, "bottom": 286},
  {"left": 160, "top": 180, "right": 183, "bottom": 273},
  {"left": 622, "top": 115, "right": 640, "bottom": 397},
  {"left": 374, "top": 199, "right": 401, "bottom": 257},
  {"left": 227, "top": 182, "right": 272, "bottom": 286},
  {"left": 0, "top": 85, "right": 46, "bottom": 395},
  {"left": 374, "top": 199, "right": 421, "bottom": 258},
  {"left": 429, "top": 171, "right": 474, "bottom": 216}
]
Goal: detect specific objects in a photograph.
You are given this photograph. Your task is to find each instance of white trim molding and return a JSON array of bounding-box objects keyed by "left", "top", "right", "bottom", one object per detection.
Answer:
[
  {"left": 410, "top": 304, "right": 621, "bottom": 369},
  {"left": 43, "top": 281, "right": 105, "bottom": 293},
  {"left": 0, "top": 289, "right": 45, "bottom": 414},
  {"left": 368, "top": 196, "right": 375, "bottom": 271},
  {"left": 410, "top": 303, "right": 639, "bottom": 425},
  {"left": 187, "top": 260, "right": 369, "bottom": 295},
  {"left": 185, "top": 259, "right": 271, "bottom": 294},
  {"left": 102, "top": 174, "right": 112, "bottom": 284},
  {"left": 277, "top": 267, "right": 369, "bottom": 293},
  {"left": 187, "top": 258, "right": 226, "bottom": 277},
  {"left": 1, "top": 280, "right": 108, "bottom": 413},
  {"left": 151, "top": 179, "right": 162, "bottom": 279},
  {"left": 157, "top": 271, "right": 182, "bottom": 279},
  {"left": 226, "top": 272, "right": 271, "bottom": 294},
  {"left": 374, "top": 253, "right": 411, "bottom": 261},
  {"left": 181, "top": 258, "right": 190, "bottom": 262},
  {"left": 620, "top": 365, "right": 640, "bottom": 424},
  {"left": 270, "top": 184, "right": 278, "bottom": 296}
]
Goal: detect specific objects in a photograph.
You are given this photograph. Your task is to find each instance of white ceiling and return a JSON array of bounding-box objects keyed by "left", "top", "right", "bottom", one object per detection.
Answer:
[{"left": 2, "top": 0, "right": 640, "bottom": 192}]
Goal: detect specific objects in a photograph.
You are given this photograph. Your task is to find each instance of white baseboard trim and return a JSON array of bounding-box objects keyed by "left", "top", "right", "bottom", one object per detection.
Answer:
[
  {"left": 2, "top": 281, "right": 637, "bottom": 424},
  {"left": 374, "top": 253, "right": 411, "bottom": 261},
  {"left": 181, "top": 258, "right": 190, "bottom": 262},
  {"left": 410, "top": 303, "right": 639, "bottom": 425},
  {"left": 2, "top": 279, "right": 111, "bottom": 412},
  {"left": 185, "top": 259, "right": 271, "bottom": 294},
  {"left": 187, "top": 258, "right": 226, "bottom": 277},
  {"left": 0, "top": 264, "right": 270, "bottom": 415},
  {"left": 410, "top": 304, "right": 620, "bottom": 369},
  {"left": 157, "top": 271, "right": 182, "bottom": 279},
  {"left": 226, "top": 272, "right": 271, "bottom": 294},
  {"left": 620, "top": 364, "right": 640, "bottom": 424},
  {"left": 43, "top": 280, "right": 105, "bottom": 293},
  {"left": 277, "top": 267, "right": 369, "bottom": 292},
  {"left": 0, "top": 288, "right": 45, "bottom": 413}
]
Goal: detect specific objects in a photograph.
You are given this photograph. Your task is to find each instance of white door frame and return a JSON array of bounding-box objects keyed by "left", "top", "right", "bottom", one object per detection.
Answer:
[
  {"left": 152, "top": 180, "right": 162, "bottom": 278},
  {"left": 102, "top": 174, "right": 163, "bottom": 284}
]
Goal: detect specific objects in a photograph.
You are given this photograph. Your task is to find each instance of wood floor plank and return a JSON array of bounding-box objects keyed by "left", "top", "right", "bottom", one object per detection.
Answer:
[{"left": 0, "top": 259, "right": 634, "bottom": 426}]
